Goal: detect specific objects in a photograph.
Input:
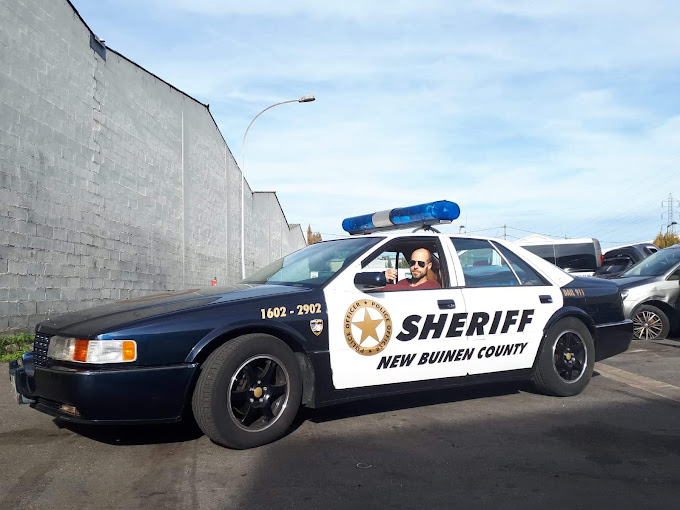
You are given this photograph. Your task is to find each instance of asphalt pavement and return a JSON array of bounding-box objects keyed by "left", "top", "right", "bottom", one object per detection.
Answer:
[{"left": 1, "top": 338, "right": 680, "bottom": 510}]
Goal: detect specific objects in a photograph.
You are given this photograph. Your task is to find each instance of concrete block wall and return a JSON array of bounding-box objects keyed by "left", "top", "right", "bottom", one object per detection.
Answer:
[{"left": 0, "top": 0, "right": 306, "bottom": 333}]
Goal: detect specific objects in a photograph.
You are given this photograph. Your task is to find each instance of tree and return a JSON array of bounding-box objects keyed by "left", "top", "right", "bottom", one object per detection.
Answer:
[
  {"left": 653, "top": 231, "right": 680, "bottom": 248},
  {"left": 306, "top": 224, "right": 322, "bottom": 245}
]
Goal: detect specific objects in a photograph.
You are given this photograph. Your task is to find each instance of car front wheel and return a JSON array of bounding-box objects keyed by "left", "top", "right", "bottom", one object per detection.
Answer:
[
  {"left": 632, "top": 305, "right": 670, "bottom": 341},
  {"left": 192, "top": 333, "right": 302, "bottom": 449}
]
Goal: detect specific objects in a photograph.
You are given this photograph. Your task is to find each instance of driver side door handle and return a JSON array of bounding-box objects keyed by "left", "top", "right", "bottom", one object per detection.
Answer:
[{"left": 438, "top": 299, "right": 456, "bottom": 309}]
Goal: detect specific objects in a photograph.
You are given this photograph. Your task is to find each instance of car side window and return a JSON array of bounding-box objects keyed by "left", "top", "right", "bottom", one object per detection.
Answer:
[
  {"left": 450, "top": 238, "right": 520, "bottom": 287},
  {"left": 668, "top": 266, "right": 680, "bottom": 281},
  {"left": 361, "top": 238, "right": 447, "bottom": 290},
  {"left": 492, "top": 242, "right": 550, "bottom": 286},
  {"left": 364, "top": 249, "right": 410, "bottom": 282}
]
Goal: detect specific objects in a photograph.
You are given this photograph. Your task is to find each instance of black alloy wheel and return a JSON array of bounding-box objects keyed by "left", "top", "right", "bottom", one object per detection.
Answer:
[
  {"left": 228, "top": 355, "right": 290, "bottom": 432},
  {"left": 552, "top": 330, "right": 587, "bottom": 383},
  {"left": 192, "top": 334, "right": 302, "bottom": 449}
]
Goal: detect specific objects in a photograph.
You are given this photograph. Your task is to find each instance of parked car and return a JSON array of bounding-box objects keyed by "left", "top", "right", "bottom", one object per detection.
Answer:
[
  {"left": 593, "top": 243, "right": 658, "bottom": 279},
  {"left": 518, "top": 237, "right": 603, "bottom": 276},
  {"left": 613, "top": 244, "right": 680, "bottom": 340}
]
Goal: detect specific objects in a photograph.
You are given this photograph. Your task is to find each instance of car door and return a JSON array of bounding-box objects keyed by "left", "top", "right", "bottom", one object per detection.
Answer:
[
  {"left": 448, "top": 238, "right": 562, "bottom": 376},
  {"left": 324, "top": 236, "right": 469, "bottom": 390},
  {"left": 664, "top": 263, "right": 680, "bottom": 314}
]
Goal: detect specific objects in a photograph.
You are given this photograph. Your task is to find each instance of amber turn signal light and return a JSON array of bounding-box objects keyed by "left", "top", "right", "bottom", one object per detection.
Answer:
[
  {"left": 122, "top": 340, "right": 136, "bottom": 361},
  {"left": 73, "top": 339, "right": 89, "bottom": 362}
]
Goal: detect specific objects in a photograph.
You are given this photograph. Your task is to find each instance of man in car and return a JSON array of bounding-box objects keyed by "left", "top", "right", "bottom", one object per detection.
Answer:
[{"left": 383, "top": 248, "right": 441, "bottom": 290}]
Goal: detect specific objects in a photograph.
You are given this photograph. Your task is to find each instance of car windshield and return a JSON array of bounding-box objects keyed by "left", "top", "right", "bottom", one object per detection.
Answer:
[
  {"left": 244, "top": 237, "right": 382, "bottom": 287},
  {"left": 622, "top": 248, "right": 680, "bottom": 277}
]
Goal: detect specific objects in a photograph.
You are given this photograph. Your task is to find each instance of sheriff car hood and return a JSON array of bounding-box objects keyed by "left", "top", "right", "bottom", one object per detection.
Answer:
[{"left": 35, "top": 284, "right": 311, "bottom": 337}]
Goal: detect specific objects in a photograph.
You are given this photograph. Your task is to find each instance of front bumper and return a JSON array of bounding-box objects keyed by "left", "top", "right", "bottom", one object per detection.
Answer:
[
  {"left": 9, "top": 352, "right": 198, "bottom": 424},
  {"left": 594, "top": 320, "right": 633, "bottom": 361},
  {"left": 9, "top": 353, "right": 36, "bottom": 404}
]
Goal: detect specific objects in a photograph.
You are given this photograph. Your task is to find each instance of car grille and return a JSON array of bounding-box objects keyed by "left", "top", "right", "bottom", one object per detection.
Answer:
[{"left": 33, "top": 333, "right": 52, "bottom": 366}]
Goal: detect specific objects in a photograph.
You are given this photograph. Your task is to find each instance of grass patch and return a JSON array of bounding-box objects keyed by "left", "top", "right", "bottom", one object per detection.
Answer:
[{"left": 0, "top": 333, "right": 33, "bottom": 362}]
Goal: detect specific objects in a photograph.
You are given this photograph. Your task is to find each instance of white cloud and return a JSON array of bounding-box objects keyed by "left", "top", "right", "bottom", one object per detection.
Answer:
[{"left": 75, "top": 0, "right": 680, "bottom": 244}]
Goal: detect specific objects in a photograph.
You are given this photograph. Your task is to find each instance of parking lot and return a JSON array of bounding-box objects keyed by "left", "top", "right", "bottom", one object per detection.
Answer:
[{"left": 2, "top": 338, "right": 680, "bottom": 510}]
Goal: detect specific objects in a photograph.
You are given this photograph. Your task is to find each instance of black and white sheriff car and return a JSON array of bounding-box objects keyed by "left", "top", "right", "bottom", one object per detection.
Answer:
[{"left": 10, "top": 201, "right": 633, "bottom": 449}]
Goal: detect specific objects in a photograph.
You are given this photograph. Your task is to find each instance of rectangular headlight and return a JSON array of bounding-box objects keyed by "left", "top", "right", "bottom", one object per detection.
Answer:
[{"left": 47, "top": 337, "right": 137, "bottom": 363}]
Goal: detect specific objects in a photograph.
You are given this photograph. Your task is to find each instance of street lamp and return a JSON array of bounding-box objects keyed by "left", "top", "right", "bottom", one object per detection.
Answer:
[
  {"left": 240, "top": 95, "right": 316, "bottom": 279},
  {"left": 667, "top": 221, "right": 678, "bottom": 233},
  {"left": 459, "top": 225, "right": 465, "bottom": 233}
]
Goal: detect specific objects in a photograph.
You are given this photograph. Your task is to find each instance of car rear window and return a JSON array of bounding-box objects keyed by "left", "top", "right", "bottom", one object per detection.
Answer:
[
  {"left": 596, "top": 256, "right": 633, "bottom": 275},
  {"left": 492, "top": 242, "right": 550, "bottom": 286}
]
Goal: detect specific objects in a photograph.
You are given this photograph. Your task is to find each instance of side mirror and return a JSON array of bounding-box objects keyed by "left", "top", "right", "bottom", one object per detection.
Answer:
[{"left": 354, "top": 272, "right": 386, "bottom": 291}]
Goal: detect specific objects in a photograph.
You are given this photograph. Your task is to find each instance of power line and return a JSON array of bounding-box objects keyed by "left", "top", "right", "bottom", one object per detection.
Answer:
[
  {"left": 463, "top": 226, "right": 505, "bottom": 234},
  {"left": 316, "top": 215, "right": 666, "bottom": 244},
  {"left": 506, "top": 226, "right": 565, "bottom": 238},
  {"left": 593, "top": 208, "right": 660, "bottom": 238},
  {"left": 558, "top": 169, "right": 680, "bottom": 239}
]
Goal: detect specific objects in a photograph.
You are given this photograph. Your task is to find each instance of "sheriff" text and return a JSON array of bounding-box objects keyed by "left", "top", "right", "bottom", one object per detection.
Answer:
[{"left": 396, "top": 309, "right": 534, "bottom": 341}]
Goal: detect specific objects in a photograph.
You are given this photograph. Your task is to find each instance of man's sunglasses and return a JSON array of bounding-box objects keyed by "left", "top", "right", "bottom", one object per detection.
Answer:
[{"left": 409, "top": 260, "right": 427, "bottom": 268}]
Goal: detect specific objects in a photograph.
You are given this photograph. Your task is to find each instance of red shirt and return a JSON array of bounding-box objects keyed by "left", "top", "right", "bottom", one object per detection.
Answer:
[{"left": 382, "top": 279, "right": 441, "bottom": 291}]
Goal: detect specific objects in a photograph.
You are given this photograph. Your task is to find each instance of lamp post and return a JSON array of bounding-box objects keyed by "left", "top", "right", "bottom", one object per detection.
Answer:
[
  {"left": 667, "top": 221, "right": 678, "bottom": 234},
  {"left": 240, "top": 95, "right": 315, "bottom": 279}
]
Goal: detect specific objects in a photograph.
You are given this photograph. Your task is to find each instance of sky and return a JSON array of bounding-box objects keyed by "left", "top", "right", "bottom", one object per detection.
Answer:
[{"left": 72, "top": 0, "right": 680, "bottom": 247}]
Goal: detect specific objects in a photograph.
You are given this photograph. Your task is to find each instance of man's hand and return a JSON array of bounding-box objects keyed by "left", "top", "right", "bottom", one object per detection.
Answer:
[{"left": 385, "top": 269, "right": 398, "bottom": 283}]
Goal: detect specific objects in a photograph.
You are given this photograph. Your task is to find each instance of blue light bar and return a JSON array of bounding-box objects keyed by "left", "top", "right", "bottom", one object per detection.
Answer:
[{"left": 342, "top": 200, "right": 460, "bottom": 235}]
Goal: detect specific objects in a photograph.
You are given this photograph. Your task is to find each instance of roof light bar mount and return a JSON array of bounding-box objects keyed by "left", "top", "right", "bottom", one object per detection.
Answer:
[{"left": 412, "top": 224, "right": 443, "bottom": 233}]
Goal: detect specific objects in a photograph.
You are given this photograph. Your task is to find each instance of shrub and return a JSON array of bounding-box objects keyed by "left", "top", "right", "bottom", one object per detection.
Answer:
[
  {"left": 0, "top": 333, "right": 33, "bottom": 362},
  {"left": 653, "top": 232, "right": 680, "bottom": 248}
]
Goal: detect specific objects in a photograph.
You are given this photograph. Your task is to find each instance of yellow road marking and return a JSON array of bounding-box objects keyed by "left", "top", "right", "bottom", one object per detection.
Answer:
[{"left": 596, "top": 363, "right": 680, "bottom": 403}]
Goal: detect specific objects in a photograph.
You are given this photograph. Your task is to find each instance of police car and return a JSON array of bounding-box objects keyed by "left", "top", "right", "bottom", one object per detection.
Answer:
[{"left": 9, "top": 201, "right": 633, "bottom": 449}]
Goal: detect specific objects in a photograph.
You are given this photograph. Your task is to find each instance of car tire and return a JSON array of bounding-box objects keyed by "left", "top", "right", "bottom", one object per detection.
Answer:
[
  {"left": 531, "top": 317, "right": 595, "bottom": 397},
  {"left": 192, "top": 333, "right": 302, "bottom": 449},
  {"left": 632, "top": 305, "right": 670, "bottom": 341}
]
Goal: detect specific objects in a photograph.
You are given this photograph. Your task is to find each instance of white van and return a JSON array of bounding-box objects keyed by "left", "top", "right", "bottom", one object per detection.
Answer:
[{"left": 517, "top": 237, "right": 603, "bottom": 277}]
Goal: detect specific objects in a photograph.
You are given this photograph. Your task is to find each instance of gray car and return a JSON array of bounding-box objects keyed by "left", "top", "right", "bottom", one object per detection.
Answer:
[{"left": 613, "top": 245, "right": 680, "bottom": 340}]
